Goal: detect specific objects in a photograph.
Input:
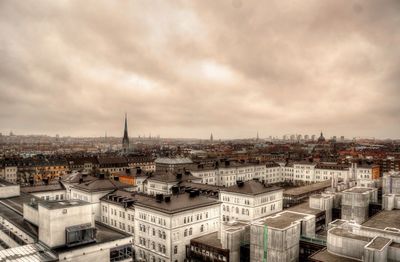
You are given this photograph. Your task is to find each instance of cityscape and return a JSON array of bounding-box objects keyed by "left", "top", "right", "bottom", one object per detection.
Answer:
[{"left": 1, "top": 1, "right": 400, "bottom": 262}]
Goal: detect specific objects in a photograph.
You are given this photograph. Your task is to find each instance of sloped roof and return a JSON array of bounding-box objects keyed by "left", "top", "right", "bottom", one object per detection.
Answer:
[
  {"left": 72, "top": 178, "right": 131, "bottom": 192},
  {"left": 221, "top": 180, "right": 282, "bottom": 195}
]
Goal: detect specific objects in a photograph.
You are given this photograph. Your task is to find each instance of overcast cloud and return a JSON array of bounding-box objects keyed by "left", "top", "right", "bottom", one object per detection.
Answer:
[{"left": 0, "top": 0, "right": 399, "bottom": 139}]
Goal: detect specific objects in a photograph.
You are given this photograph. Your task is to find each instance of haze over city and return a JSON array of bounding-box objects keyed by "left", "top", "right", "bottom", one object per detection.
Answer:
[{"left": 1, "top": 0, "right": 399, "bottom": 139}]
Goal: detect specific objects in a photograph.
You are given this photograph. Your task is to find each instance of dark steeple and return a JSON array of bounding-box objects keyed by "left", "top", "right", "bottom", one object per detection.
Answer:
[{"left": 122, "top": 113, "right": 129, "bottom": 153}]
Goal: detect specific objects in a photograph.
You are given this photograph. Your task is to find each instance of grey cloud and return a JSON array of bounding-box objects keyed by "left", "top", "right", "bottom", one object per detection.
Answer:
[{"left": 0, "top": 0, "right": 399, "bottom": 139}]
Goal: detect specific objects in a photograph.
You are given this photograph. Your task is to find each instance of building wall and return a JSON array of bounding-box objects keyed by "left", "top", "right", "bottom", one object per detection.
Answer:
[
  {"left": 100, "top": 202, "right": 135, "bottom": 235},
  {"left": 31, "top": 190, "right": 66, "bottom": 201},
  {"left": 135, "top": 204, "right": 220, "bottom": 262},
  {"left": 220, "top": 190, "right": 283, "bottom": 222},
  {"left": 38, "top": 203, "right": 93, "bottom": 248}
]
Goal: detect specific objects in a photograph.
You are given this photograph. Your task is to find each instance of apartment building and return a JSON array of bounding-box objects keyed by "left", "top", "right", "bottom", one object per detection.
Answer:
[{"left": 220, "top": 180, "right": 283, "bottom": 222}]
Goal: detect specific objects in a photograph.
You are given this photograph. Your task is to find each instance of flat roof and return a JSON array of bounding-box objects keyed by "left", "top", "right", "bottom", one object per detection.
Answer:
[
  {"left": 309, "top": 248, "right": 360, "bottom": 262},
  {"left": 255, "top": 211, "right": 309, "bottom": 230},
  {"left": 21, "top": 182, "right": 65, "bottom": 193},
  {"left": 39, "top": 200, "right": 90, "bottom": 210},
  {"left": 366, "top": 236, "right": 392, "bottom": 250},
  {"left": 52, "top": 222, "right": 132, "bottom": 254},
  {"left": 287, "top": 202, "right": 324, "bottom": 216},
  {"left": 0, "top": 243, "right": 57, "bottom": 262},
  {"left": 0, "top": 202, "right": 38, "bottom": 239},
  {"left": 191, "top": 232, "right": 223, "bottom": 249},
  {"left": 0, "top": 192, "right": 44, "bottom": 213},
  {"left": 0, "top": 179, "right": 17, "bottom": 187},
  {"left": 362, "top": 210, "right": 400, "bottom": 230},
  {"left": 284, "top": 181, "right": 331, "bottom": 196},
  {"left": 329, "top": 227, "right": 371, "bottom": 242},
  {"left": 343, "top": 187, "right": 375, "bottom": 194}
]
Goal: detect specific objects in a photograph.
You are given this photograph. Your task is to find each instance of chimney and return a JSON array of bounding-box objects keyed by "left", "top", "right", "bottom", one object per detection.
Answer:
[
  {"left": 79, "top": 177, "right": 84, "bottom": 184},
  {"left": 176, "top": 173, "right": 182, "bottom": 180},
  {"left": 237, "top": 180, "right": 244, "bottom": 187},
  {"left": 114, "top": 176, "right": 119, "bottom": 181},
  {"left": 156, "top": 194, "right": 164, "bottom": 203},
  {"left": 171, "top": 186, "right": 179, "bottom": 195},
  {"left": 165, "top": 196, "right": 171, "bottom": 202}
]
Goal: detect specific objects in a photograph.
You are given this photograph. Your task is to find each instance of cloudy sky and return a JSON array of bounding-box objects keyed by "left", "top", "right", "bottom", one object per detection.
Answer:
[{"left": 1, "top": 0, "right": 399, "bottom": 139}]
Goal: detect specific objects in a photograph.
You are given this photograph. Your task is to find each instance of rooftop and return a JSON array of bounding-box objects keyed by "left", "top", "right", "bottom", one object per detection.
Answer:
[
  {"left": 287, "top": 201, "right": 324, "bottom": 216},
  {"left": 284, "top": 180, "right": 331, "bottom": 197},
  {"left": 365, "top": 236, "right": 392, "bottom": 250},
  {"left": 329, "top": 227, "right": 371, "bottom": 242},
  {"left": 72, "top": 177, "right": 131, "bottom": 192},
  {"left": 190, "top": 232, "right": 222, "bottom": 249},
  {"left": 21, "top": 182, "right": 65, "bottom": 193},
  {"left": 0, "top": 243, "right": 57, "bottom": 262},
  {"left": 147, "top": 172, "right": 200, "bottom": 183},
  {"left": 309, "top": 248, "right": 359, "bottom": 262},
  {"left": 362, "top": 210, "right": 400, "bottom": 230},
  {"left": 254, "top": 211, "right": 309, "bottom": 230},
  {"left": 343, "top": 187, "right": 375, "bottom": 194},
  {"left": 179, "top": 181, "right": 222, "bottom": 193},
  {"left": 0, "top": 178, "right": 17, "bottom": 187},
  {"left": 135, "top": 193, "right": 219, "bottom": 214},
  {"left": 155, "top": 157, "right": 193, "bottom": 165},
  {"left": 52, "top": 222, "right": 132, "bottom": 254},
  {"left": 39, "top": 200, "right": 90, "bottom": 210},
  {"left": 62, "top": 172, "right": 96, "bottom": 184},
  {"left": 0, "top": 192, "right": 44, "bottom": 213},
  {"left": 221, "top": 180, "right": 282, "bottom": 196},
  {"left": 0, "top": 202, "right": 38, "bottom": 239}
]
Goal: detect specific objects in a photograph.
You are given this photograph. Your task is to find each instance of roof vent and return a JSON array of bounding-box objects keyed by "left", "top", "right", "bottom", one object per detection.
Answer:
[
  {"left": 156, "top": 194, "right": 164, "bottom": 203},
  {"left": 165, "top": 196, "right": 171, "bottom": 202},
  {"left": 189, "top": 190, "right": 197, "bottom": 198},
  {"left": 237, "top": 180, "right": 244, "bottom": 187}
]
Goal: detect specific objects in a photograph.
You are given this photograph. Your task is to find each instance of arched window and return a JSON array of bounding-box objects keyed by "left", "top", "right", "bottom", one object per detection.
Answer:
[
  {"left": 227, "top": 206, "right": 229, "bottom": 212},
  {"left": 162, "top": 231, "right": 166, "bottom": 239},
  {"left": 184, "top": 229, "right": 187, "bottom": 237},
  {"left": 152, "top": 241, "right": 155, "bottom": 250},
  {"left": 200, "top": 225, "right": 204, "bottom": 232},
  {"left": 189, "top": 227, "right": 192, "bottom": 235}
]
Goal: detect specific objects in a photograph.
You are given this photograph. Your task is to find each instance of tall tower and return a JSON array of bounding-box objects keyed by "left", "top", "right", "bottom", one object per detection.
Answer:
[
  {"left": 210, "top": 133, "right": 213, "bottom": 142},
  {"left": 122, "top": 113, "right": 130, "bottom": 153}
]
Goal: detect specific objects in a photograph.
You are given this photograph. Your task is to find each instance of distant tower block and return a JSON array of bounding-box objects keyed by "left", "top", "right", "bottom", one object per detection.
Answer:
[{"left": 122, "top": 113, "right": 130, "bottom": 153}]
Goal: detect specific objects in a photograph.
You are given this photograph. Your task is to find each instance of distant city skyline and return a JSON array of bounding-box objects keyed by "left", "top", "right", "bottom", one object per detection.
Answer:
[{"left": 1, "top": 1, "right": 399, "bottom": 139}]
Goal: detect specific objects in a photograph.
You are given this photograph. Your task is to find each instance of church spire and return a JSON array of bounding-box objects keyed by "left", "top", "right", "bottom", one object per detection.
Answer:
[{"left": 122, "top": 113, "right": 129, "bottom": 153}]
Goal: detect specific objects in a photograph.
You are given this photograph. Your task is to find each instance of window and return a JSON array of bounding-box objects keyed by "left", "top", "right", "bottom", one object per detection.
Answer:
[
  {"left": 174, "top": 245, "right": 178, "bottom": 254},
  {"left": 189, "top": 228, "right": 192, "bottom": 235},
  {"left": 200, "top": 225, "right": 204, "bottom": 232},
  {"left": 184, "top": 229, "right": 187, "bottom": 237}
]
